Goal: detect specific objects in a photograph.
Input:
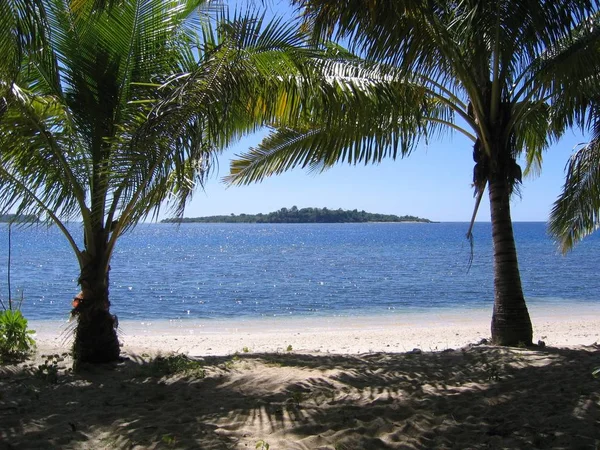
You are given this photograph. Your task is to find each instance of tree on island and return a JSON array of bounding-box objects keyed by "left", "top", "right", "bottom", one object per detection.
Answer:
[
  {"left": 162, "top": 206, "right": 432, "bottom": 223},
  {"left": 0, "top": 214, "right": 39, "bottom": 224},
  {"left": 227, "top": 1, "right": 600, "bottom": 346},
  {"left": 0, "top": 1, "right": 319, "bottom": 364}
]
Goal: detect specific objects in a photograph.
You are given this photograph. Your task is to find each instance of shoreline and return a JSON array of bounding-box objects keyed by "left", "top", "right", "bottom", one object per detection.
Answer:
[{"left": 30, "top": 302, "right": 600, "bottom": 357}]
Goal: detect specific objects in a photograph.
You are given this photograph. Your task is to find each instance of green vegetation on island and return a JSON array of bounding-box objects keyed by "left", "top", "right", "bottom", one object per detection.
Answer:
[
  {"left": 161, "top": 207, "right": 432, "bottom": 224},
  {"left": 0, "top": 214, "right": 39, "bottom": 223}
]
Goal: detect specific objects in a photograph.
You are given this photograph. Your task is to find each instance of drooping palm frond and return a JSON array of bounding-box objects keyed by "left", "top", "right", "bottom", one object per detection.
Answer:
[
  {"left": 226, "top": 34, "right": 481, "bottom": 187},
  {"left": 514, "top": 100, "right": 555, "bottom": 177},
  {"left": 225, "top": 58, "right": 456, "bottom": 185},
  {"left": 519, "top": 10, "right": 600, "bottom": 136},
  {"left": 0, "top": 84, "right": 84, "bottom": 257},
  {"left": 549, "top": 137, "right": 600, "bottom": 253},
  {"left": 0, "top": 0, "right": 48, "bottom": 102},
  {"left": 522, "top": 9, "right": 600, "bottom": 252},
  {"left": 137, "top": 12, "right": 322, "bottom": 201}
]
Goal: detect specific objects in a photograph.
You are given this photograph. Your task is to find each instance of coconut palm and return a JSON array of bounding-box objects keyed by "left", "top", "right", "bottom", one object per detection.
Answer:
[
  {"left": 227, "top": 0, "right": 600, "bottom": 345},
  {"left": 0, "top": 0, "right": 317, "bottom": 363}
]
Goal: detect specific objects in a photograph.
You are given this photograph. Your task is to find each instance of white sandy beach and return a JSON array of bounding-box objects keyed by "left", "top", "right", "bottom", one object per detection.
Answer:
[
  {"left": 31, "top": 303, "right": 600, "bottom": 356},
  {"left": 2, "top": 303, "right": 599, "bottom": 449}
]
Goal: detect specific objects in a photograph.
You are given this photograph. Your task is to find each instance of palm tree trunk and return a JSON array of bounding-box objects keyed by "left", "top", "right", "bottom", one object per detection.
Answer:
[
  {"left": 72, "top": 234, "right": 120, "bottom": 365},
  {"left": 488, "top": 176, "right": 533, "bottom": 346}
]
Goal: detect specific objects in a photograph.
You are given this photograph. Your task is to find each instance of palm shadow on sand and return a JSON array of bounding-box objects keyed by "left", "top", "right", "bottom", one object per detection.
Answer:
[{"left": 1, "top": 345, "right": 599, "bottom": 449}]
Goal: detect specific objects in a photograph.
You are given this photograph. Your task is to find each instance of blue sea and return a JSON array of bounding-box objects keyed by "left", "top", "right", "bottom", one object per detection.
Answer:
[{"left": 0, "top": 222, "right": 598, "bottom": 322}]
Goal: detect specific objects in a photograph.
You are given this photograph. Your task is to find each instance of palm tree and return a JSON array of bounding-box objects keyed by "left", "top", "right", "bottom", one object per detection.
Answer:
[
  {"left": 227, "top": 0, "right": 600, "bottom": 345},
  {"left": 0, "top": 0, "right": 317, "bottom": 364}
]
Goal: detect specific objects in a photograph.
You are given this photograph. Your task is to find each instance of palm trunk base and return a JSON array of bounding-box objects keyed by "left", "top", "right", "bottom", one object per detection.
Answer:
[
  {"left": 73, "top": 309, "right": 120, "bottom": 364},
  {"left": 491, "top": 304, "right": 533, "bottom": 346}
]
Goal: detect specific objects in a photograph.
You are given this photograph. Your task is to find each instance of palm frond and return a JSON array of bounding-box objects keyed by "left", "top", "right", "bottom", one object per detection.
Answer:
[
  {"left": 226, "top": 71, "right": 450, "bottom": 186},
  {"left": 0, "top": 0, "right": 221, "bottom": 259},
  {"left": 139, "top": 12, "right": 318, "bottom": 188},
  {"left": 516, "top": 9, "right": 600, "bottom": 179},
  {"left": 226, "top": 124, "right": 400, "bottom": 186},
  {"left": 0, "top": 84, "right": 87, "bottom": 222},
  {"left": 549, "top": 138, "right": 600, "bottom": 253},
  {"left": 518, "top": 11, "right": 600, "bottom": 127},
  {"left": 0, "top": 0, "right": 48, "bottom": 98},
  {"left": 224, "top": 36, "right": 469, "bottom": 186},
  {"left": 513, "top": 100, "right": 554, "bottom": 177}
]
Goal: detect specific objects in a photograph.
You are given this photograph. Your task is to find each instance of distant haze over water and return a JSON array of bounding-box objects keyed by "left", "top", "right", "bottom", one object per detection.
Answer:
[{"left": 0, "top": 222, "right": 598, "bottom": 322}]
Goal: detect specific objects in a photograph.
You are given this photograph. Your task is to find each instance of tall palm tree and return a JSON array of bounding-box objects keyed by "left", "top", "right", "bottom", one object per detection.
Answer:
[
  {"left": 0, "top": 0, "right": 317, "bottom": 364},
  {"left": 227, "top": 0, "right": 600, "bottom": 345}
]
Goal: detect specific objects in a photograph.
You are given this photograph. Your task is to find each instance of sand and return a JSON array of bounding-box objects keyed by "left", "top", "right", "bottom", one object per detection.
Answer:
[{"left": 1, "top": 305, "right": 600, "bottom": 449}]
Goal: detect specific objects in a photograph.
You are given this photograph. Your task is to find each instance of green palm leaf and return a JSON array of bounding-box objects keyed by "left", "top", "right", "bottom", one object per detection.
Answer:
[
  {"left": 226, "top": 59, "right": 453, "bottom": 185},
  {"left": 141, "top": 11, "right": 320, "bottom": 192},
  {"left": 549, "top": 136, "right": 600, "bottom": 253},
  {"left": 0, "top": 0, "right": 48, "bottom": 102}
]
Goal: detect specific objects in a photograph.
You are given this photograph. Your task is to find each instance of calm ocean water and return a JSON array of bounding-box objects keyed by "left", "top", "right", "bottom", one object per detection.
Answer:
[{"left": 0, "top": 222, "right": 597, "bottom": 322}]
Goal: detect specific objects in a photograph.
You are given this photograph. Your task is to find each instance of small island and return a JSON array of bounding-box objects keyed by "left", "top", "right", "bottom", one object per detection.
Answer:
[
  {"left": 161, "top": 206, "right": 433, "bottom": 224},
  {"left": 0, "top": 214, "right": 39, "bottom": 223}
]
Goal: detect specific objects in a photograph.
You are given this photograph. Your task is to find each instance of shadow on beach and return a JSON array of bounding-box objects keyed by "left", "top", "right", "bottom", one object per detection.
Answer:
[{"left": 1, "top": 345, "right": 599, "bottom": 449}]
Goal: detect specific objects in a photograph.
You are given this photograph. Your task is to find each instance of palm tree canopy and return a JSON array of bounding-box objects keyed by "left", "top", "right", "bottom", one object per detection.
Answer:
[
  {"left": 0, "top": 0, "right": 209, "bottom": 259},
  {"left": 226, "top": 54, "right": 451, "bottom": 184},
  {"left": 227, "top": 0, "right": 600, "bottom": 200},
  {"left": 0, "top": 1, "right": 323, "bottom": 267}
]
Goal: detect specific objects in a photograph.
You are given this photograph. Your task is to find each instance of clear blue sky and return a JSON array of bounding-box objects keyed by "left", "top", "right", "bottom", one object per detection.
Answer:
[
  {"left": 166, "top": 1, "right": 588, "bottom": 223},
  {"left": 173, "top": 129, "right": 586, "bottom": 223}
]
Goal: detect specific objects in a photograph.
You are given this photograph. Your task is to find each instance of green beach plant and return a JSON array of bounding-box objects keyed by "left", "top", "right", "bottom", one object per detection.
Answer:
[
  {"left": 161, "top": 434, "right": 177, "bottom": 447},
  {"left": 35, "top": 354, "right": 63, "bottom": 384},
  {"left": 222, "top": 358, "right": 236, "bottom": 370},
  {"left": 140, "top": 354, "right": 205, "bottom": 378},
  {"left": 0, "top": 308, "right": 35, "bottom": 360},
  {"left": 0, "top": 222, "right": 35, "bottom": 361},
  {"left": 227, "top": 0, "right": 600, "bottom": 346},
  {"left": 256, "top": 440, "right": 270, "bottom": 450}
]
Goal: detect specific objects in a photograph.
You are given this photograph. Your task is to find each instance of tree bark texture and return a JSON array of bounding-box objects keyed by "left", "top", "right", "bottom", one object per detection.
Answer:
[
  {"left": 488, "top": 175, "right": 533, "bottom": 346},
  {"left": 72, "top": 234, "right": 120, "bottom": 364}
]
